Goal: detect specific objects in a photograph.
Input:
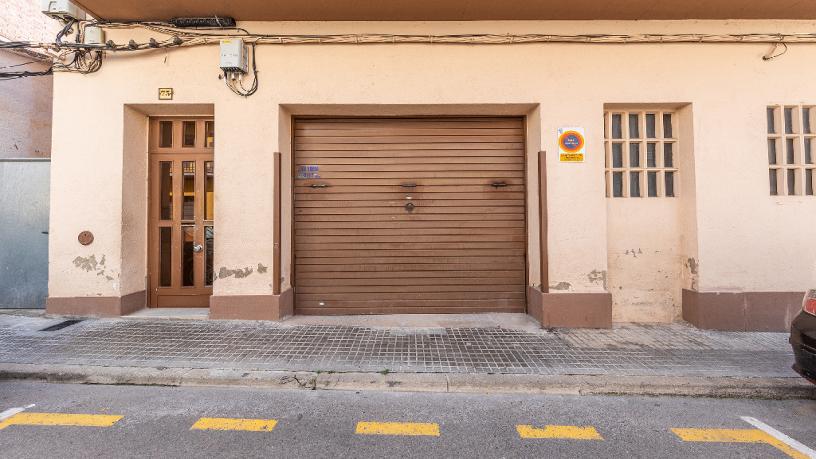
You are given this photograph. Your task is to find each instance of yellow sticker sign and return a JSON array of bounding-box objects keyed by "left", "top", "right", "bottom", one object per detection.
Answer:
[{"left": 558, "top": 127, "right": 585, "bottom": 162}]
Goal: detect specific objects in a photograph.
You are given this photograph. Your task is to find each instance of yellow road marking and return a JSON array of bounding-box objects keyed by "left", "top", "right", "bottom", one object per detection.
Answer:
[
  {"left": 191, "top": 417, "right": 278, "bottom": 432},
  {"left": 355, "top": 421, "right": 440, "bottom": 437},
  {"left": 517, "top": 424, "right": 603, "bottom": 440},
  {"left": 672, "top": 428, "right": 810, "bottom": 459},
  {"left": 0, "top": 412, "right": 122, "bottom": 430}
]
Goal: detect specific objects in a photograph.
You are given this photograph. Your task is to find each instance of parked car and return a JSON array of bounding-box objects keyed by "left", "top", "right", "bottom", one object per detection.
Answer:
[{"left": 790, "top": 289, "right": 816, "bottom": 383}]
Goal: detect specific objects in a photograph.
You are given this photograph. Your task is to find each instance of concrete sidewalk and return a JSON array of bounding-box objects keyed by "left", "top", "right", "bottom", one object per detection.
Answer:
[{"left": 0, "top": 312, "right": 813, "bottom": 398}]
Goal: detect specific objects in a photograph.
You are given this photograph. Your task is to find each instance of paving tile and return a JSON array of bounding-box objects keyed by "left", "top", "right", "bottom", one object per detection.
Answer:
[{"left": 0, "top": 315, "right": 795, "bottom": 377}]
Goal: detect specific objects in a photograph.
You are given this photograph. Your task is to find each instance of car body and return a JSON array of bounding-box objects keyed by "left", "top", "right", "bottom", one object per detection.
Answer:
[{"left": 790, "top": 289, "right": 816, "bottom": 383}]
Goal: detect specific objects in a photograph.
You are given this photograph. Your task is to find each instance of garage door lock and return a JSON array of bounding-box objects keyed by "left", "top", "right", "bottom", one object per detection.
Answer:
[{"left": 405, "top": 202, "right": 416, "bottom": 212}]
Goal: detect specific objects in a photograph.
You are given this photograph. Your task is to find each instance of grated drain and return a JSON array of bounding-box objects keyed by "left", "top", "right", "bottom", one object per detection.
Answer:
[{"left": 39, "top": 319, "right": 83, "bottom": 332}]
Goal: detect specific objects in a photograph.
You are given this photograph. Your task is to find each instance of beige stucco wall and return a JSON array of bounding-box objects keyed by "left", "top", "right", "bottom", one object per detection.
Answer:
[
  {"left": 0, "top": 0, "right": 61, "bottom": 159},
  {"left": 48, "top": 20, "right": 816, "bottom": 322},
  {"left": 0, "top": 51, "right": 52, "bottom": 158}
]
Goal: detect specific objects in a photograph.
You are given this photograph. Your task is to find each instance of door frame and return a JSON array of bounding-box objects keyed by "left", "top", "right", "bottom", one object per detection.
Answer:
[{"left": 147, "top": 116, "right": 215, "bottom": 308}]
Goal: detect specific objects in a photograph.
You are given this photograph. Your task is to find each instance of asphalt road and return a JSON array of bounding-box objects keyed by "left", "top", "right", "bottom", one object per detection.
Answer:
[{"left": 0, "top": 381, "right": 814, "bottom": 458}]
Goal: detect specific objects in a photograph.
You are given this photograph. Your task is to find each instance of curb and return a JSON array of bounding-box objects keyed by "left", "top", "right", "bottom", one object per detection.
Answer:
[{"left": 1, "top": 363, "right": 814, "bottom": 399}]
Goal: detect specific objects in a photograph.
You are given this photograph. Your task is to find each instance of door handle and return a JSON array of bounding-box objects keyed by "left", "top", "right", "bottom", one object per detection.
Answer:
[
  {"left": 193, "top": 244, "right": 203, "bottom": 253},
  {"left": 310, "top": 183, "right": 330, "bottom": 189},
  {"left": 491, "top": 181, "right": 508, "bottom": 188},
  {"left": 400, "top": 183, "right": 417, "bottom": 188}
]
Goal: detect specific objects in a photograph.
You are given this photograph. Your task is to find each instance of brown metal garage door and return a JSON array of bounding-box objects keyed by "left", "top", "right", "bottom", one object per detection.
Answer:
[{"left": 293, "top": 117, "right": 526, "bottom": 315}]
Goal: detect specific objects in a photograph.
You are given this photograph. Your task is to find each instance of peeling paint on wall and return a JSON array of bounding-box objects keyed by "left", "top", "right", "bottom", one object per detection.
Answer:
[
  {"left": 549, "top": 281, "right": 572, "bottom": 291},
  {"left": 684, "top": 257, "right": 700, "bottom": 290},
  {"left": 587, "top": 269, "right": 608, "bottom": 290},
  {"left": 217, "top": 266, "right": 254, "bottom": 279},
  {"left": 257, "top": 263, "right": 268, "bottom": 274},
  {"left": 72, "top": 254, "right": 114, "bottom": 281}
]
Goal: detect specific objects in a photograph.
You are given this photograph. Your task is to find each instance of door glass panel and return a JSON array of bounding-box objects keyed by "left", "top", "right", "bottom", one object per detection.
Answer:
[
  {"left": 182, "top": 161, "right": 195, "bottom": 221},
  {"left": 159, "top": 227, "right": 172, "bottom": 287},
  {"left": 205, "top": 161, "right": 214, "bottom": 220},
  {"left": 159, "top": 121, "right": 173, "bottom": 148},
  {"left": 159, "top": 161, "right": 173, "bottom": 220},
  {"left": 205, "top": 121, "right": 215, "bottom": 148},
  {"left": 183, "top": 121, "right": 196, "bottom": 147},
  {"left": 786, "top": 138, "right": 795, "bottom": 164},
  {"left": 806, "top": 169, "right": 814, "bottom": 196},
  {"left": 770, "top": 169, "right": 779, "bottom": 195},
  {"left": 182, "top": 226, "right": 195, "bottom": 287},
  {"left": 205, "top": 226, "right": 214, "bottom": 286}
]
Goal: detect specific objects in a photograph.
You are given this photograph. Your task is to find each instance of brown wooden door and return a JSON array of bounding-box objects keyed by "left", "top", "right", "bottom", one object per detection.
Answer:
[
  {"left": 293, "top": 117, "right": 527, "bottom": 315},
  {"left": 148, "top": 118, "right": 215, "bottom": 307}
]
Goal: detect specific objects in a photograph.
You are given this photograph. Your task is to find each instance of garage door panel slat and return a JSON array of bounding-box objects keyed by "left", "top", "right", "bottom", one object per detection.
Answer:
[
  {"left": 294, "top": 117, "right": 526, "bottom": 314},
  {"left": 296, "top": 193, "right": 526, "bottom": 201},
  {"left": 296, "top": 242, "right": 523, "bottom": 250},
  {"left": 296, "top": 263, "right": 524, "bottom": 272},
  {"left": 298, "top": 270, "right": 524, "bottom": 286},
  {"left": 295, "top": 142, "right": 524, "bottom": 151}
]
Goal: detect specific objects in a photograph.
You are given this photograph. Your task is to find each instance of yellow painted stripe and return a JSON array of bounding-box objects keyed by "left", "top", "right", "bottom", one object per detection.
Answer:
[
  {"left": 0, "top": 412, "right": 122, "bottom": 430},
  {"left": 672, "top": 428, "right": 809, "bottom": 459},
  {"left": 191, "top": 417, "right": 278, "bottom": 432},
  {"left": 517, "top": 424, "right": 603, "bottom": 440},
  {"left": 355, "top": 421, "right": 440, "bottom": 437}
]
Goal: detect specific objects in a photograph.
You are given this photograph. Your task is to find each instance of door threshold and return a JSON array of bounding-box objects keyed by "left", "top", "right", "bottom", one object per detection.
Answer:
[{"left": 124, "top": 308, "right": 209, "bottom": 320}]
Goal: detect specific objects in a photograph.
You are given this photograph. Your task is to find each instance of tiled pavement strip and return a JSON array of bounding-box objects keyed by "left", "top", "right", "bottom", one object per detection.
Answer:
[{"left": 0, "top": 314, "right": 795, "bottom": 377}]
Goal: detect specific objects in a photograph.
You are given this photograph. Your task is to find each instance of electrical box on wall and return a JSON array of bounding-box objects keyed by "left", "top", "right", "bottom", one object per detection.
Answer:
[
  {"left": 41, "top": 0, "right": 86, "bottom": 21},
  {"left": 219, "top": 39, "right": 248, "bottom": 74},
  {"left": 83, "top": 26, "right": 105, "bottom": 45}
]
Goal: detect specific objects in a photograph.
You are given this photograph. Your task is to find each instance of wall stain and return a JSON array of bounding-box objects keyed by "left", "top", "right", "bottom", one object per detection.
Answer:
[
  {"left": 72, "top": 254, "right": 114, "bottom": 281},
  {"left": 684, "top": 257, "right": 700, "bottom": 290},
  {"left": 549, "top": 281, "right": 572, "bottom": 291},
  {"left": 624, "top": 248, "right": 643, "bottom": 258},
  {"left": 587, "top": 269, "right": 608, "bottom": 290},
  {"left": 685, "top": 257, "right": 699, "bottom": 275},
  {"left": 257, "top": 263, "right": 268, "bottom": 274},
  {"left": 217, "top": 266, "right": 254, "bottom": 279}
]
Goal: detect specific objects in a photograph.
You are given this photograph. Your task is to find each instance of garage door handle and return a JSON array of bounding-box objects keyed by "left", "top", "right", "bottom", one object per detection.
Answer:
[
  {"left": 491, "top": 181, "right": 508, "bottom": 188},
  {"left": 310, "top": 183, "right": 330, "bottom": 189},
  {"left": 400, "top": 183, "right": 417, "bottom": 188}
]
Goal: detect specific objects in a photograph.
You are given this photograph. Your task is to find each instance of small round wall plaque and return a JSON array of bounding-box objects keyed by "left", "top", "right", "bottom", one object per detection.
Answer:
[{"left": 78, "top": 231, "right": 94, "bottom": 246}]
